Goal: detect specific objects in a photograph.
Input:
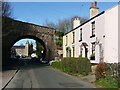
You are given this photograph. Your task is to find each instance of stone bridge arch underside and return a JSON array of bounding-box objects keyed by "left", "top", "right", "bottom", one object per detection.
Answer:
[{"left": 2, "top": 17, "right": 55, "bottom": 65}]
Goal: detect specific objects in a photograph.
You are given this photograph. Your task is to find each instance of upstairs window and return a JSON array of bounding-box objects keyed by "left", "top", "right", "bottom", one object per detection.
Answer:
[
  {"left": 79, "top": 28, "right": 82, "bottom": 41},
  {"left": 90, "top": 21, "right": 95, "bottom": 38},
  {"left": 73, "top": 32, "right": 75, "bottom": 43},
  {"left": 66, "top": 35, "right": 68, "bottom": 46}
]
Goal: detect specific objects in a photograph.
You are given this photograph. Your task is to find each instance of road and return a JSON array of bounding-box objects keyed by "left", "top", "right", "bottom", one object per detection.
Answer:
[{"left": 4, "top": 59, "right": 96, "bottom": 88}]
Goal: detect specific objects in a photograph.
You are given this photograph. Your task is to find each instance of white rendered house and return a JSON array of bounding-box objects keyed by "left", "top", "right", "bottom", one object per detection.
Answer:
[{"left": 63, "top": 2, "right": 120, "bottom": 63}]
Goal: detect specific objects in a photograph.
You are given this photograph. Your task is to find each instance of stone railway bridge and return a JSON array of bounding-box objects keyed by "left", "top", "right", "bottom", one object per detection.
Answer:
[{"left": 2, "top": 17, "right": 55, "bottom": 65}]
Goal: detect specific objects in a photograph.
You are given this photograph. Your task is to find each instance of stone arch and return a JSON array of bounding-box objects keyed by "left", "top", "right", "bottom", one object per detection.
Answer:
[{"left": 2, "top": 17, "right": 55, "bottom": 65}]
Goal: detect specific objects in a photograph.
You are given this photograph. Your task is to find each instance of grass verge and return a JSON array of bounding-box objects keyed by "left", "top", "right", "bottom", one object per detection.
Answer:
[{"left": 95, "top": 75, "right": 118, "bottom": 88}]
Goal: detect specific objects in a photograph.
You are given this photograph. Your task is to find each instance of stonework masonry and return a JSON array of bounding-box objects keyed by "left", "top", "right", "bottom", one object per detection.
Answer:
[{"left": 2, "top": 17, "right": 55, "bottom": 65}]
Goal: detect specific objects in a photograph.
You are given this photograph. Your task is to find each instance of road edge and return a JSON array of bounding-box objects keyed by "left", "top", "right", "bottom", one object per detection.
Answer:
[{"left": 2, "top": 69, "right": 19, "bottom": 90}]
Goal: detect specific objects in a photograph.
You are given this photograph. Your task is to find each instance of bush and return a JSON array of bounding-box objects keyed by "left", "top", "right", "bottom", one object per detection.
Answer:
[
  {"left": 95, "top": 62, "right": 107, "bottom": 80},
  {"left": 79, "top": 58, "right": 92, "bottom": 75},
  {"left": 51, "top": 57, "right": 91, "bottom": 76}
]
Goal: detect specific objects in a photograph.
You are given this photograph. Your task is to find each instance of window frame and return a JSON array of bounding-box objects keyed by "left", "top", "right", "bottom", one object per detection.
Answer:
[
  {"left": 91, "top": 42, "right": 95, "bottom": 54},
  {"left": 72, "top": 32, "right": 75, "bottom": 44},
  {"left": 90, "top": 21, "right": 95, "bottom": 38},
  {"left": 73, "top": 47, "right": 75, "bottom": 57},
  {"left": 66, "top": 35, "right": 68, "bottom": 46},
  {"left": 79, "top": 28, "right": 82, "bottom": 42}
]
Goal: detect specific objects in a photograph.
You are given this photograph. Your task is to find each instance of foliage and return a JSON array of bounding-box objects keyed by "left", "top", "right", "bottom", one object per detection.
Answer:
[
  {"left": 51, "top": 57, "right": 91, "bottom": 76},
  {"left": 36, "top": 42, "right": 44, "bottom": 58},
  {"left": 95, "top": 62, "right": 107, "bottom": 80},
  {"left": 95, "top": 75, "right": 118, "bottom": 88},
  {"left": 55, "top": 31, "right": 64, "bottom": 37},
  {"left": 56, "top": 37, "right": 63, "bottom": 47},
  {"left": 55, "top": 31, "right": 64, "bottom": 47}
]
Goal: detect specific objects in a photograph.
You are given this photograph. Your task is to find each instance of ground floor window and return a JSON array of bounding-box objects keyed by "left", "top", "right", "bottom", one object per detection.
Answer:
[
  {"left": 66, "top": 47, "right": 71, "bottom": 57},
  {"left": 73, "top": 47, "right": 75, "bottom": 57},
  {"left": 90, "top": 42, "right": 95, "bottom": 60},
  {"left": 80, "top": 47, "right": 82, "bottom": 57}
]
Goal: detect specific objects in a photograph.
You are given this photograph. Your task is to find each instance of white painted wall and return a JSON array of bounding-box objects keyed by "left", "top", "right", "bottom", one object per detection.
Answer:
[
  {"left": 80, "top": 22, "right": 90, "bottom": 58},
  {"left": 76, "top": 13, "right": 105, "bottom": 63},
  {"left": 75, "top": 27, "right": 80, "bottom": 57},
  {"left": 63, "top": 35, "right": 66, "bottom": 57},
  {"left": 104, "top": 4, "right": 118, "bottom": 63},
  {"left": 73, "top": 17, "right": 81, "bottom": 57},
  {"left": 63, "top": 3, "right": 119, "bottom": 63},
  {"left": 92, "top": 13, "right": 105, "bottom": 63}
]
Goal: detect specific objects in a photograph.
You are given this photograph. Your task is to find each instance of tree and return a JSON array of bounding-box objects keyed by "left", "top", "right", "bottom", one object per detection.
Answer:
[
  {"left": 43, "top": 16, "right": 88, "bottom": 34},
  {"left": 36, "top": 42, "right": 44, "bottom": 58},
  {"left": 57, "top": 18, "right": 73, "bottom": 33},
  {"left": 56, "top": 37, "right": 63, "bottom": 47},
  {"left": 43, "top": 19, "right": 57, "bottom": 29},
  {"left": 1, "top": 1, "right": 12, "bottom": 18}
]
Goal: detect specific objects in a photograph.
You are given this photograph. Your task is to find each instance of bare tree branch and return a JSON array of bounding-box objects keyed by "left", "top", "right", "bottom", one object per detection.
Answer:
[{"left": 2, "top": 0, "right": 12, "bottom": 18}]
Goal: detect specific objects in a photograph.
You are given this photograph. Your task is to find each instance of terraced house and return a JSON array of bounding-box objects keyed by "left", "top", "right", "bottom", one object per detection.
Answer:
[{"left": 63, "top": 1, "right": 120, "bottom": 63}]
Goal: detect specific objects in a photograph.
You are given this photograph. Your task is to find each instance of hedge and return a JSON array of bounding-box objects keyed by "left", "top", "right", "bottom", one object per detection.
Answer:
[{"left": 51, "top": 57, "right": 91, "bottom": 75}]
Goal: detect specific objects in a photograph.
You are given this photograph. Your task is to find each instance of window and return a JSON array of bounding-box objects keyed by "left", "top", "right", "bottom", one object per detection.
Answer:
[
  {"left": 80, "top": 48, "right": 82, "bottom": 54},
  {"left": 79, "top": 28, "right": 82, "bottom": 42},
  {"left": 91, "top": 42, "right": 95, "bottom": 60},
  {"left": 73, "top": 32, "right": 75, "bottom": 43},
  {"left": 92, "top": 42, "right": 95, "bottom": 54},
  {"left": 73, "top": 47, "right": 75, "bottom": 57},
  {"left": 66, "top": 35, "right": 68, "bottom": 46},
  {"left": 79, "top": 47, "right": 82, "bottom": 57},
  {"left": 90, "top": 21, "right": 95, "bottom": 38}
]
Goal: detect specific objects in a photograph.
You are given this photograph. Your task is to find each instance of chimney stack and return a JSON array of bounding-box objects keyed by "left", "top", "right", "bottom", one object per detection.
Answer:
[
  {"left": 72, "top": 16, "right": 81, "bottom": 29},
  {"left": 90, "top": 1, "right": 99, "bottom": 18}
]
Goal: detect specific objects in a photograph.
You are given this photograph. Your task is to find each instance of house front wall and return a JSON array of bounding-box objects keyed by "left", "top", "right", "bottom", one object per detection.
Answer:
[
  {"left": 91, "top": 13, "right": 105, "bottom": 63},
  {"left": 63, "top": 35, "right": 66, "bottom": 57},
  {"left": 75, "top": 26, "right": 81, "bottom": 57},
  {"left": 63, "top": 32, "right": 74, "bottom": 57},
  {"left": 104, "top": 4, "right": 118, "bottom": 63},
  {"left": 79, "top": 22, "right": 90, "bottom": 59},
  {"left": 77, "top": 13, "right": 105, "bottom": 63}
]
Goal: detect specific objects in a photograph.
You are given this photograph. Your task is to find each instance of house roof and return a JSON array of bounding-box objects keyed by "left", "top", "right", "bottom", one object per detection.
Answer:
[
  {"left": 64, "top": 11, "right": 105, "bottom": 35},
  {"left": 64, "top": 2, "right": 120, "bottom": 36}
]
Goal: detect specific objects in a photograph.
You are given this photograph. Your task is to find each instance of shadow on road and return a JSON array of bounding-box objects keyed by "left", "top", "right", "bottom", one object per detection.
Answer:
[{"left": 2, "top": 58, "right": 50, "bottom": 71}]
